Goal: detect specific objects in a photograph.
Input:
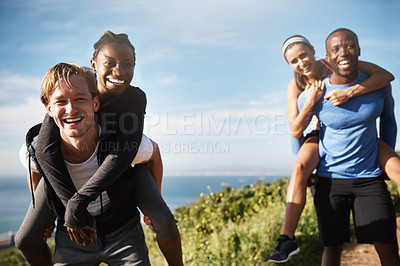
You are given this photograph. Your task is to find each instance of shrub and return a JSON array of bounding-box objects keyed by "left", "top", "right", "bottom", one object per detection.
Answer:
[
  {"left": 145, "top": 179, "right": 400, "bottom": 265},
  {"left": 2, "top": 179, "right": 399, "bottom": 265},
  {"left": 145, "top": 178, "right": 322, "bottom": 265}
]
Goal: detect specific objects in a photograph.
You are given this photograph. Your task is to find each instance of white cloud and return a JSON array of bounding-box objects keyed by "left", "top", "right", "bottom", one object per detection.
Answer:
[
  {"left": 159, "top": 131, "right": 294, "bottom": 177},
  {"left": 0, "top": 96, "right": 44, "bottom": 138},
  {"left": 19, "top": 40, "right": 73, "bottom": 54},
  {"left": 139, "top": 48, "right": 181, "bottom": 66},
  {"left": 247, "top": 100, "right": 263, "bottom": 106},
  {"left": 142, "top": 101, "right": 292, "bottom": 175},
  {"left": 0, "top": 70, "right": 42, "bottom": 105},
  {"left": 3, "top": 0, "right": 397, "bottom": 178},
  {"left": 161, "top": 75, "right": 179, "bottom": 85},
  {"left": 122, "top": 0, "right": 281, "bottom": 48},
  {"left": 0, "top": 148, "right": 26, "bottom": 177},
  {"left": 0, "top": 96, "right": 44, "bottom": 177}
]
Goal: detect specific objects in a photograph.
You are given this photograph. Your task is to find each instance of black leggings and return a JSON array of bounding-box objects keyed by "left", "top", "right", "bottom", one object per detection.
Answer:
[{"left": 15, "top": 165, "right": 179, "bottom": 259}]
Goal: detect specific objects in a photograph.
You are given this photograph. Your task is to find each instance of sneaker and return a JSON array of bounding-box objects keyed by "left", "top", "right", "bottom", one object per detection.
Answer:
[{"left": 267, "top": 235, "right": 300, "bottom": 263}]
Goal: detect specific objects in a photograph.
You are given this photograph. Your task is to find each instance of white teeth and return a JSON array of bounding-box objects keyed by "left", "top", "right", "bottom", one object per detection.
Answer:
[
  {"left": 65, "top": 117, "right": 82, "bottom": 123},
  {"left": 338, "top": 60, "right": 350, "bottom": 65},
  {"left": 108, "top": 78, "right": 125, "bottom": 84}
]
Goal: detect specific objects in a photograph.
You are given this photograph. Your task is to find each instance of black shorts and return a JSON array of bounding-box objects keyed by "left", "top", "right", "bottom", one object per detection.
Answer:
[
  {"left": 304, "top": 130, "right": 320, "bottom": 140},
  {"left": 314, "top": 176, "right": 397, "bottom": 246}
]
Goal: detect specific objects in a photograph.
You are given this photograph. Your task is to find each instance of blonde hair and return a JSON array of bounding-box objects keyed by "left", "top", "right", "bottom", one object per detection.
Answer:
[{"left": 40, "top": 63, "right": 98, "bottom": 105}]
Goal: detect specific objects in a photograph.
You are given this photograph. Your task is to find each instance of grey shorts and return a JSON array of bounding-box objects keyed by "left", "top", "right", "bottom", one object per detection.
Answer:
[
  {"left": 54, "top": 217, "right": 150, "bottom": 266},
  {"left": 314, "top": 176, "right": 397, "bottom": 246}
]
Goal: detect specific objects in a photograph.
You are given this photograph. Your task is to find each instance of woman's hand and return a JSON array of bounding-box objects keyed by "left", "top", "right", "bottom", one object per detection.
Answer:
[
  {"left": 143, "top": 215, "right": 179, "bottom": 234},
  {"left": 324, "top": 88, "right": 350, "bottom": 105},
  {"left": 304, "top": 80, "right": 324, "bottom": 106},
  {"left": 67, "top": 220, "right": 97, "bottom": 247},
  {"left": 143, "top": 216, "right": 155, "bottom": 233},
  {"left": 42, "top": 224, "right": 55, "bottom": 242}
]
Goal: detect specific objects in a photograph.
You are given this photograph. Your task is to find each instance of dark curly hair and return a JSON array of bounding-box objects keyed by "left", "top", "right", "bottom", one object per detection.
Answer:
[{"left": 93, "top": 30, "right": 136, "bottom": 64}]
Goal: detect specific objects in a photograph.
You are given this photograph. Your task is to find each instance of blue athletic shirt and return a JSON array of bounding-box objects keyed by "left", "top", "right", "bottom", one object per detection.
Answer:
[{"left": 297, "top": 70, "right": 396, "bottom": 179}]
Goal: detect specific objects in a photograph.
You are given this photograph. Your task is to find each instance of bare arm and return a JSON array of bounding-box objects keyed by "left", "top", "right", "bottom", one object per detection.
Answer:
[
  {"left": 379, "top": 84, "right": 397, "bottom": 149},
  {"left": 287, "top": 79, "right": 324, "bottom": 139},
  {"left": 27, "top": 171, "right": 42, "bottom": 193},
  {"left": 324, "top": 61, "right": 394, "bottom": 105}
]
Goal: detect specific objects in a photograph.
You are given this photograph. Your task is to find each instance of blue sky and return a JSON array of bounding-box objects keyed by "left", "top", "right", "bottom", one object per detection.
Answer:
[{"left": 0, "top": 0, "right": 399, "bottom": 178}]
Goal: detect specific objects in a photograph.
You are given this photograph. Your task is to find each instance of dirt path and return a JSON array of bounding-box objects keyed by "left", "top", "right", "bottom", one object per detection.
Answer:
[{"left": 340, "top": 216, "right": 400, "bottom": 265}]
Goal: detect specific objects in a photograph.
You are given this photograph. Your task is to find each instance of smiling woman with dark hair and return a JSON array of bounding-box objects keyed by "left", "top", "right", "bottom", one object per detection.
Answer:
[{"left": 14, "top": 31, "right": 183, "bottom": 266}]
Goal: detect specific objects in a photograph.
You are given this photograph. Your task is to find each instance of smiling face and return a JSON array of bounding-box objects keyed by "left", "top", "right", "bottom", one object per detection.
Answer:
[
  {"left": 91, "top": 42, "right": 135, "bottom": 96},
  {"left": 284, "top": 43, "right": 317, "bottom": 78},
  {"left": 326, "top": 30, "right": 360, "bottom": 84},
  {"left": 46, "top": 74, "right": 99, "bottom": 140}
]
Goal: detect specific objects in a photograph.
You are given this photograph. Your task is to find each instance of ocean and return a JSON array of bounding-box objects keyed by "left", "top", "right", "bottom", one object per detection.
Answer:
[{"left": 0, "top": 175, "right": 283, "bottom": 236}]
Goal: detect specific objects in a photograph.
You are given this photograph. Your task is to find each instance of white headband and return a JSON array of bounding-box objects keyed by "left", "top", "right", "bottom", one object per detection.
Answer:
[{"left": 282, "top": 36, "right": 311, "bottom": 56}]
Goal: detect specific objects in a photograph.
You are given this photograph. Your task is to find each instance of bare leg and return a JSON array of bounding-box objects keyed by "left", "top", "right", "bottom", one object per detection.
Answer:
[
  {"left": 321, "top": 245, "right": 342, "bottom": 266},
  {"left": 25, "top": 246, "right": 53, "bottom": 266},
  {"left": 378, "top": 139, "right": 400, "bottom": 194},
  {"left": 157, "top": 235, "right": 184, "bottom": 266},
  {"left": 282, "top": 136, "right": 319, "bottom": 238},
  {"left": 373, "top": 242, "right": 400, "bottom": 266}
]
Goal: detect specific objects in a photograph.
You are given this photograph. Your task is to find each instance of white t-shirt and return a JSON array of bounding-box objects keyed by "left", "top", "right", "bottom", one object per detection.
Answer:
[{"left": 20, "top": 133, "right": 153, "bottom": 215}]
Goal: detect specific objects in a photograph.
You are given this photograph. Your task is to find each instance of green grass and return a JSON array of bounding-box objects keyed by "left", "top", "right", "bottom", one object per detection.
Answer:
[
  {"left": 144, "top": 178, "right": 322, "bottom": 265},
  {"left": 145, "top": 178, "right": 400, "bottom": 265},
  {"left": 2, "top": 178, "right": 399, "bottom": 265},
  {"left": 0, "top": 248, "right": 28, "bottom": 266}
]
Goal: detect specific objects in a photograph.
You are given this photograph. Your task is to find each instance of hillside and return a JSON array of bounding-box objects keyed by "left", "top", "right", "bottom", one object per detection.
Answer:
[
  {"left": 1, "top": 178, "right": 399, "bottom": 265},
  {"left": 145, "top": 179, "right": 400, "bottom": 265}
]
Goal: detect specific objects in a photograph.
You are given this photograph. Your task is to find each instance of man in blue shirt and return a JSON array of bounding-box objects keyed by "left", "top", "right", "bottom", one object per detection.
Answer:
[{"left": 308, "top": 28, "right": 399, "bottom": 265}]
